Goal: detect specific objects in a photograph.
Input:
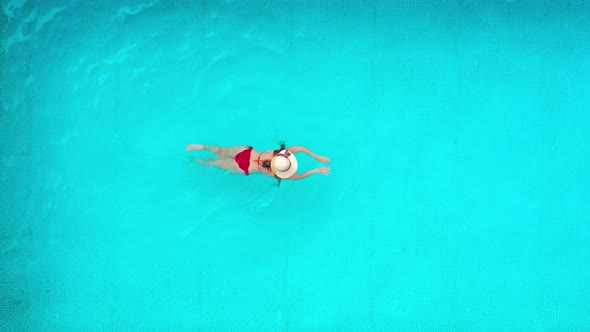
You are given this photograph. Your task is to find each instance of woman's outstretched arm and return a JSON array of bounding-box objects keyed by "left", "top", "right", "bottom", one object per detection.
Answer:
[
  {"left": 287, "top": 146, "right": 331, "bottom": 163},
  {"left": 288, "top": 167, "right": 331, "bottom": 180}
]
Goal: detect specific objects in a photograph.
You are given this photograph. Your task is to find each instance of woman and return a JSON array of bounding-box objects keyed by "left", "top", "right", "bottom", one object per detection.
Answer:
[{"left": 185, "top": 142, "right": 331, "bottom": 186}]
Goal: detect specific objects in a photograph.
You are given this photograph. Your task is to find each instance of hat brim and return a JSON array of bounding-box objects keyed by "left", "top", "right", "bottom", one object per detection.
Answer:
[{"left": 271, "top": 150, "right": 298, "bottom": 178}]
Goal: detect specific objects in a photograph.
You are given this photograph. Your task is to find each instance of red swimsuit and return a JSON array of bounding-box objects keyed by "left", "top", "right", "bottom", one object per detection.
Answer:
[{"left": 234, "top": 146, "right": 253, "bottom": 175}]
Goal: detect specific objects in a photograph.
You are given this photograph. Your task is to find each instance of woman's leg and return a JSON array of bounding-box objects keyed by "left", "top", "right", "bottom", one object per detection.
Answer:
[
  {"left": 186, "top": 144, "right": 221, "bottom": 154},
  {"left": 196, "top": 158, "right": 243, "bottom": 174},
  {"left": 186, "top": 144, "right": 249, "bottom": 159}
]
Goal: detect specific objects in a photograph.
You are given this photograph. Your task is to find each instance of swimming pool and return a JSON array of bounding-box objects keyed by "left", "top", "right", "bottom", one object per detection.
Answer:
[{"left": 2, "top": 0, "right": 590, "bottom": 330}]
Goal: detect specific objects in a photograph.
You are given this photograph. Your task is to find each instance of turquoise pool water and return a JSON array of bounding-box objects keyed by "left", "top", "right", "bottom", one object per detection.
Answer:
[{"left": 2, "top": 0, "right": 590, "bottom": 330}]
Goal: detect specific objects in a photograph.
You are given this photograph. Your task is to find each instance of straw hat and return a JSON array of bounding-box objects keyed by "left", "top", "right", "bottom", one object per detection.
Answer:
[{"left": 271, "top": 150, "right": 298, "bottom": 178}]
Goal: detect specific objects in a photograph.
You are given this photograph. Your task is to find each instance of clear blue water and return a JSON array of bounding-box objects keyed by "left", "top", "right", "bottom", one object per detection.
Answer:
[{"left": 2, "top": 0, "right": 590, "bottom": 330}]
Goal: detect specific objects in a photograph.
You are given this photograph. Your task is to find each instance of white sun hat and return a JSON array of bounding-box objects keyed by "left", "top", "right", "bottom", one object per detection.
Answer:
[{"left": 270, "top": 150, "right": 298, "bottom": 178}]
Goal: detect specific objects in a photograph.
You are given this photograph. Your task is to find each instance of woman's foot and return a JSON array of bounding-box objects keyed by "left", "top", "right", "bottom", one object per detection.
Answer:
[{"left": 186, "top": 144, "right": 205, "bottom": 151}]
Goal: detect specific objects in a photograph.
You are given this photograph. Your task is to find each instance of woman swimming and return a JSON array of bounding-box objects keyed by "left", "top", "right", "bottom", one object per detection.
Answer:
[{"left": 185, "top": 142, "right": 331, "bottom": 186}]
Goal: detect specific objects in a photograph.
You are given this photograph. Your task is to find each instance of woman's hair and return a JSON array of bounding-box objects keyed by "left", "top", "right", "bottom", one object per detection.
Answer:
[{"left": 273, "top": 141, "right": 286, "bottom": 156}]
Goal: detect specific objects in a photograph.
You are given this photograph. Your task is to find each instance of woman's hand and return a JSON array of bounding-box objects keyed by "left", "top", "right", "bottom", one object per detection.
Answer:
[
  {"left": 315, "top": 167, "right": 331, "bottom": 175},
  {"left": 316, "top": 156, "right": 331, "bottom": 163}
]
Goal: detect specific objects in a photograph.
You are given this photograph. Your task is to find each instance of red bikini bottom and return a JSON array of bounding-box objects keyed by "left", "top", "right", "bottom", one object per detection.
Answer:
[{"left": 234, "top": 146, "right": 253, "bottom": 175}]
